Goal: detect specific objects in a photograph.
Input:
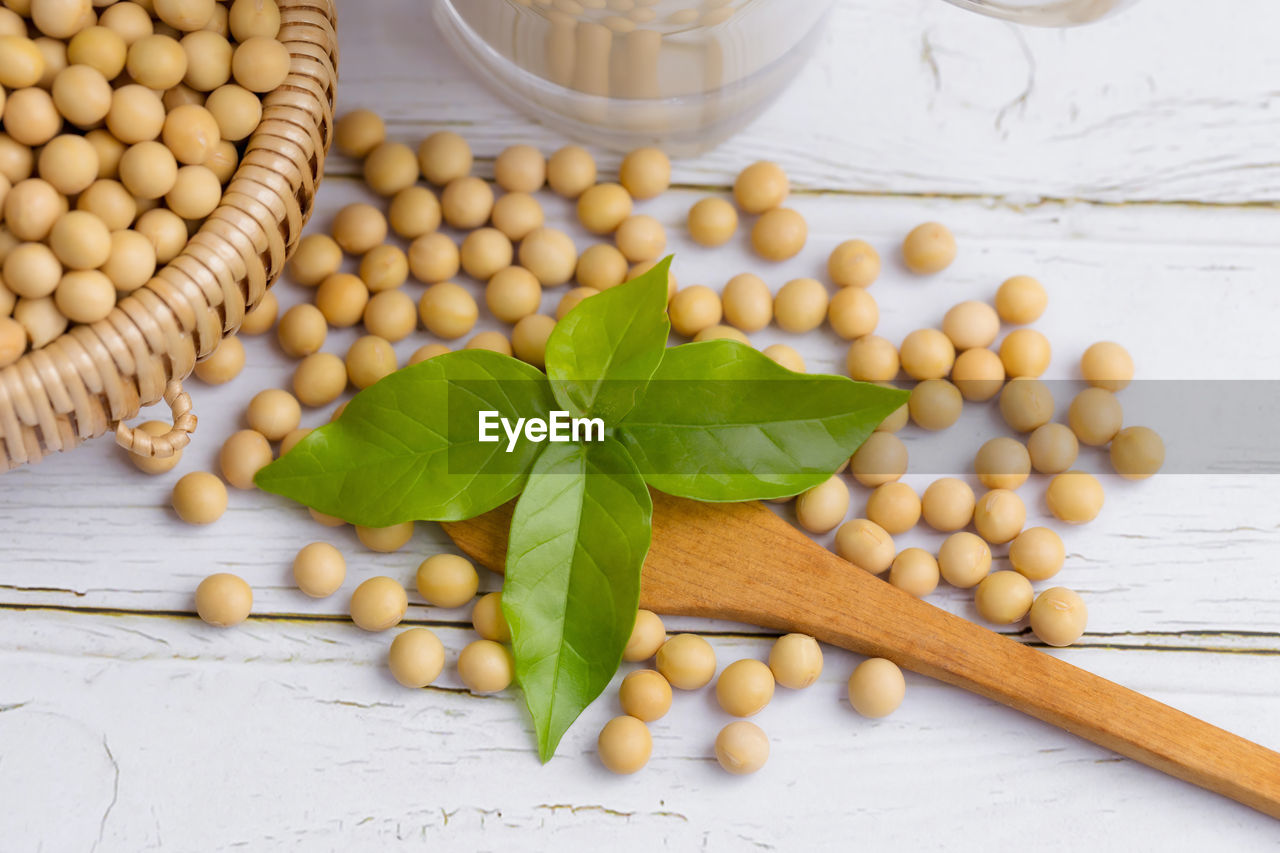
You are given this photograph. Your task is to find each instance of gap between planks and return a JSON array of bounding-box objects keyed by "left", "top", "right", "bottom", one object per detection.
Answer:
[{"left": 2, "top": 601, "right": 1277, "bottom": 656}]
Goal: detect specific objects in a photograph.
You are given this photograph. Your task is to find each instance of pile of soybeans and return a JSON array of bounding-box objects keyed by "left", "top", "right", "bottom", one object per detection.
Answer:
[
  {"left": 0, "top": 0, "right": 293, "bottom": 366},
  {"left": 128, "top": 108, "right": 1165, "bottom": 776}
]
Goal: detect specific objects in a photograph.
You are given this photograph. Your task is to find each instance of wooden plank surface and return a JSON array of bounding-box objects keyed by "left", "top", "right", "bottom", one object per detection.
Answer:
[
  {"left": 2, "top": 610, "right": 1278, "bottom": 851},
  {"left": 334, "top": 0, "right": 1280, "bottom": 204},
  {"left": 3, "top": 0, "right": 1280, "bottom": 848}
]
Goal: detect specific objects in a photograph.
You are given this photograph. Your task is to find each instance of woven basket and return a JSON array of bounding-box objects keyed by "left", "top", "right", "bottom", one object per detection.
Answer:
[{"left": 0, "top": 0, "right": 339, "bottom": 472}]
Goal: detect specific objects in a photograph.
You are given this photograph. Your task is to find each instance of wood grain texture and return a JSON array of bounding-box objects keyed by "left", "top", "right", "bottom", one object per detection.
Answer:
[
  {"left": 5, "top": 179, "right": 1280, "bottom": 846},
  {"left": 3, "top": 608, "right": 1279, "bottom": 851},
  {"left": 3, "top": 0, "right": 1280, "bottom": 846}
]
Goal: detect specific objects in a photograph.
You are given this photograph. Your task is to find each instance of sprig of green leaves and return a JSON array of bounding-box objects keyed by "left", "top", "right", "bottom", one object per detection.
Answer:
[{"left": 256, "top": 256, "right": 908, "bottom": 761}]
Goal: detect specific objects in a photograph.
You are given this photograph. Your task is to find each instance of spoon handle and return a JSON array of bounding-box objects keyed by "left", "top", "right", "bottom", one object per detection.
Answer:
[
  {"left": 642, "top": 498, "right": 1280, "bottom": 820},
  {"left": 788, "top": 583, "right": 1280, "bottom": 819}
]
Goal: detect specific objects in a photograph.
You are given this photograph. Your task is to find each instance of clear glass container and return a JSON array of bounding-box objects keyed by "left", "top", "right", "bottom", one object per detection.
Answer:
[
  {"left": 434, "top": 0, "right": 1139, "bottom": 155},
  {"left": 942, "top": 0, "right": 1138, "bottom": 26}
]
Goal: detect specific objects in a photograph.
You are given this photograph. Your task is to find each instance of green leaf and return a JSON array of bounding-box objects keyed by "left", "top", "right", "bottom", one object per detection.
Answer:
[
  {"left": 544, "top": 256, "right": 671, "bottom": 422},
  {"left": 617, "top": 340, "right": 909, "bottom": 501},
  {"left": 502, "top": 438, "right": 652, "bottom": 762},
  {"left": 254, "top": 350, "right": 556, "bottom": 526}
]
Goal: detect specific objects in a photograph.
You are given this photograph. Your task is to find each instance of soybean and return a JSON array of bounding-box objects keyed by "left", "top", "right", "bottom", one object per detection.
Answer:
[
  {"left": 493, "top": 144, "right": 545, "bottom": 193},
  {"left": 1046, "top": 471, "right": 1104, "bottom": 524},
  {"left": 485, "top": 265, "right": 541, "bottom": 324},
  {"left": 1009, "top": 526, "right": 1065, "bottom": 581},
  {"left": 333, "top": 108, "right": 385, "bottom": 158},
  {"left": 195, "top": 572, "right": 252, "bottom": 626},
  {"left": 750, "top": 207, "right": 806, "bottom": 261},
  {"left": 1029, "top": 587, "right": 1088, "bottom": 647},
  {"left": 999, "top": 378, "right": 1054, "bottom": 433},
  {"left": 172, "top": 470, "right": 227, "bottom": 525},
  {"left": 773, "top": 277, "right": 827, "bottom": 334},
  {"left": 716, "top": 659, "right": 775, "bottom": 717},
  {"left": 834, "top": 518, "right": 894, "bottom": 575},
  {"left": 598, "top": 715, "right": 651, "bottom": 775},
  {"left": 768, "top": 633, "right": 823, "bottom": 689},
  {"left": 441, "top": 175, "right": 494, "bottom": 230},
  {"left": 849, "top": 431, "right": 907, "bottom": 488},
  {"left": 218, "top": 428, "right": 272, "bottom": 489},
  {"left": 1081, "top": 341, "right": 1134, "bottom": 391},
  {"left": 1110, "top": 426, "right": 1164, "bottom": 480},
  {"left": 889, "top": 548, "right": 940, "bottom": 597},
  {"left": 950, "top": 347, "right": 1005, "bottom": 402},
  {"left": 667, "top": 284, "right": 721, "bottom": 337},
  {"left": 864, "top": 481, "right": 920, "bottom": 535},
  {"left": 388, "top": 185, "right": 441, "bottom": 239},
  {"left": 715, "top": 721, "right": 769, "bottom": 775},
  {"left": 733, "top": 161, "right": 787, "bottom": 214},
  {"left": 577, "top": 182, "right": 631, "bottom": 234},
  {"left": 900, "top": 328, "right": 955, "bottom": 381},
  {"left": 827, "top": 286, "right": 877, "bottom": 340},
  {"left": 995, "top": 275, "right": 1046, "bottom": 324},
  {"left": 908, "top": 379, "right": 962, "bottom": 431},
  {"left": 546, "top": 144, "right": 595, "bottom": 198},
  {"left": 490, "top": 191, "right": 543, "bottom": 242},
  {"left": 794, "top": 474, "right": 849, "bottom": 534},
  {"left": 847, "top": 658, "right": 905, "bottom": 718},
  {"left": 828, "top": 239, "right": 880, "bottom": 288},
  {"left": 350, "top": 576, "right": 408, "bottom": 632},
  {"left": 292, "top": 541, "right": 346, "bottom": 598},
  {"left": 846, "top": 335, "right": 899, "bottom": 382},
  {"left": 415, "top": 553, "right": 479, "bottom": 609},
  {"left": 315, "top": 273, "right": 369, "bottom": 328},
  {"left": 618, "top": 146, "right": 669, "bottom": 199},
  {"left": 388, "top": 628, "right": 446, "bottom": 688},
  {"left": 974, "top": 436, "right": 1030, "bottom": 490},
  {"left": 1068, "top": 387, "right": 1123, "bottom": 446},
  {"left": 920, "top": 478, "right": 974, "bottom": 532},
  {"left": 901, "top": 222, "right": 955, "bottom": 274},
  {"left": 999, "top": 328, "right": 1051, "bottom": 378},
  {"left": 417, "top": 130, "right": 472, "bottom": 186},
  {"left": 972, "top": 488, "right": 1026, "bottom": 545},
  {"left": 942, "top": 300, "right": 999, "bottom": 351},
  {"left": 623, "top": 609, "right": 666, "bottom": 662},
  {"left": 355, "top": 521, "right": 415, "bottom": 553},
  {"left": 974, "top": 571, "right": 1034, "bottom": 624},
  {"left": 471, "top": 591, "right": 510, "bottom": 642},
  {"left": 937, "top": 532, "right": 991, "bottom": 588},
  {"left": 655, "top": 633, "right": 716, "bottom": 690},
  {"left": 687, "top": 196, "right": 737, "bottom": 247},
  {"left": 619, "top": 669, "right": 672, "bottom": 722}
]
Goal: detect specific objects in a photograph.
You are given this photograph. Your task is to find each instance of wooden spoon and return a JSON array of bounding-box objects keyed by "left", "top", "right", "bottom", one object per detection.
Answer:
[{"left": 444, "top": 491, "right": 1280, "bottom": 819}]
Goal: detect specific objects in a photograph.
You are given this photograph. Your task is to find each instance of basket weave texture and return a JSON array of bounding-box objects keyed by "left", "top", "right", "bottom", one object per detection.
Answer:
[{"left": 0, "top": 0, "right": 339, "bottom": 471}]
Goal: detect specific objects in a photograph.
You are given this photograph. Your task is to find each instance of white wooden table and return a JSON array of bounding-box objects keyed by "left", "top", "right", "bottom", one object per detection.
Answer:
[{"left": 4, "top": 0, "right": 1280, "bottom": 848}]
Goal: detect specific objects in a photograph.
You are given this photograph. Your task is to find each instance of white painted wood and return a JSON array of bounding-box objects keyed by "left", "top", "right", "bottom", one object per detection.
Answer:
[
  {"left": 6, "top": 184, "right": 1280, "bottom": 634},
  {"left": 1, "top": 610, "right": 1278, "bottom": 850},
  {"left": 335, "top": 0, "right": 1280, "bottom": 204},
  {"left": 2, "top": 0, "right": 1279, "bottom": 847}
]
